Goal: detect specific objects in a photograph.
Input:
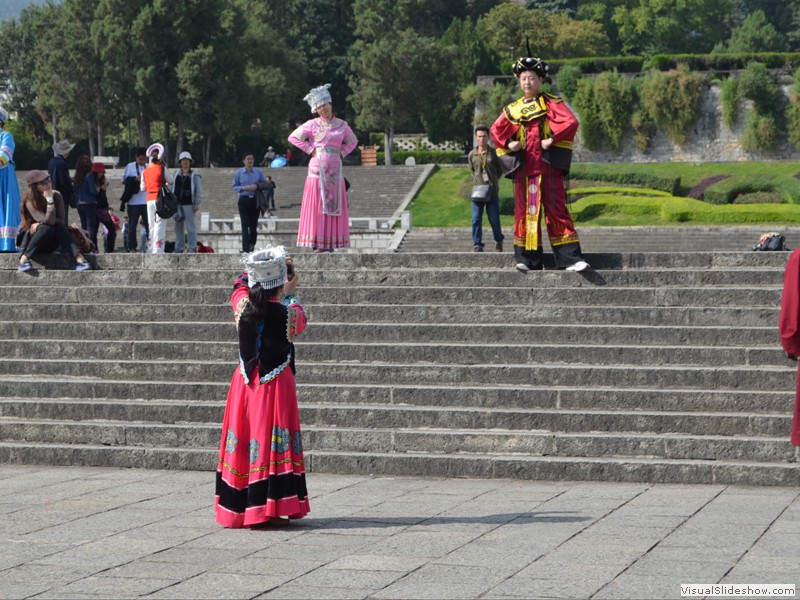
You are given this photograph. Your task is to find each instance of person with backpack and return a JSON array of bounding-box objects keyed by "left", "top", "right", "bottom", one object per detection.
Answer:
[{"left": 140, "top": 143, "right": 173, "bottom": 253}]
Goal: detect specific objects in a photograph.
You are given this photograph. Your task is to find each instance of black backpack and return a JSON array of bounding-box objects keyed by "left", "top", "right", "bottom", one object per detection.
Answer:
[{"left": 753, "top": 232, "right": 789, "bottom": 251}]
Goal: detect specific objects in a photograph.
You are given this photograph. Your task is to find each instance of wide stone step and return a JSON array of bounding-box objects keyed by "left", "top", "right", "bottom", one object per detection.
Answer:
[
  {"left": 0, "top": 419, "right": 794, "bottom": 464},
  {"left": 0, "top": 283, "right": 783, "bottom": 307},
  {"left": 0, "top": 304, "right": 780, "bottom": 327},
  {"left": 2, "top": 399, "right": 790, "bottom": 438},
  {"left": 0, "top": 267, "right": 786, "bottom": 288},
  {"left": 0, "top": 382, "right": 791, "bottom": 414},
  {"left": 1, "top": 440, "right": 798, "bottom": 487},
  {"left": 0, "top": 359, "right": 793, "bottom": 390},
  {"left": 0, "top": 250, "right": 792, "bottom": 271},
  {"left": 0, "top": 339, "right": 784, "bottom": 367},
  {"left": 1, "top": 321, "right": 778, "bottom": 347}
]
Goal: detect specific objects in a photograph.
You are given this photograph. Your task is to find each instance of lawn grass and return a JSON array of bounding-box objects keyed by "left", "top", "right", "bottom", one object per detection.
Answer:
[{"left": 408, "top": 164, "right": 800, "bottom": 227}]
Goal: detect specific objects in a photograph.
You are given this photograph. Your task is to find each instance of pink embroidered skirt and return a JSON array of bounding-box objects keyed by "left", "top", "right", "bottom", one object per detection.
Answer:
[
  {"left": 296, "top": 175, "right": 350, "bottom": 250},
  {"left": 215, "top": 366, "right": 310, "bottom": 528}
]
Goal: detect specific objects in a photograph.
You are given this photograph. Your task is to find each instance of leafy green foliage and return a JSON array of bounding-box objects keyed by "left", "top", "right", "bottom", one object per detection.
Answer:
[
  {"left": 717, "top": 10, "right": 788, "bottom": 53},
  {"left": 571, "top": 78, "right": 603, "bottom": 151},
  {"left": 721, "top": 76, "right": 739, "bottom": 129},
  {"left": 702, "top": 173, "right": 800, "bottom": 204},
  {"left": 377, "top": 150, "right": 463, "bottom": 165},
  {"left": 740, "top": 112, "right": 781, "bottom": 152},
  {"left": 612, "top": 0, "right": 733, "bottom": 55},
  {"left": 554, "top": 64, "right": 582, "bottom": 100},
  {"left": 570, "top": 165, "right": 681, "bottom": 194},
  {"left": 631, "top": 109, "right": 656, "bottom": 153},
  {"left": 592, "top": 70, "right": 633, "bottom": 152},
  {"left": 787, "top": 68, "right": 800, "bottom": 148},
  {"left": 738, "top": 62, "right": 782, "bottom": 114},
  {"left": 639, "top": 67, "right": 704, "bottom": 146}
]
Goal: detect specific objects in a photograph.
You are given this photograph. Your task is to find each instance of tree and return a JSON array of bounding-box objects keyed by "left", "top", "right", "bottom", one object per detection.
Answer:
[
  {"left": 349, "top": 29, "right": 449, "bottom": 165},
  {"left": 717, "top": 9, "right": 788, "bottom": 53},
  {"left": 423, "top": 17, "right": 499, "bottom": 144},
  {"left": 0, "top": 4, "right": 55, "bottom": 141},
  {"left": 478, "top": 4, "right": 555, "bottom": 63},
  {"left": 551, "top": 13, "right": 610, "bottom": 57},
  {"left": 613, "top": 0, "right": 734, "bottom": 55},
  {"left": 34, "top": 0, "right": 110, "bottom": 155}
]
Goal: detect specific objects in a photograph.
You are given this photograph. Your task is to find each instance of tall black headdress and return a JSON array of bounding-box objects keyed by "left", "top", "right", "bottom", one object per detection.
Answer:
[{"left": 513, "top": 37, "right": 551, "bottom": 82}]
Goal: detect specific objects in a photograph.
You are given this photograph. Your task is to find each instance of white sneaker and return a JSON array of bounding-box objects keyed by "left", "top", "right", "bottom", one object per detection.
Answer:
[
  {"left": 515, "top": 263, "right": 530, "bottom": 272},
  {"left": 566, "top": 260, "right": 589, "bottom": 272}
]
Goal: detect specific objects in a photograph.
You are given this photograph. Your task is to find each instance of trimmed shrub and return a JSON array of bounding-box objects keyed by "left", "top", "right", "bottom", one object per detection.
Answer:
[
  {"left": 702, "top": 175, "right": 800, "bottom": 204},
  {"left": 688, "top": 175, "right": 732, "bottom": 200},
  {"left": 570, "top": 165, "right": 681, "bottom": 195},
  {"left": 639, "top": 67, "right": 705, "bottom": 146},
  {"left": 644, "top": 52, "right": 800, "bottom": 72},
  {"left": 733, "top": 191, "right": 784, "bottom": 204}
]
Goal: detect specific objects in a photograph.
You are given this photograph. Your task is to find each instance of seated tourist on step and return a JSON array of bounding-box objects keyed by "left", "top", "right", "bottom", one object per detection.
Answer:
[{"left": 17, "top": 170, "right": 90, "bottom": 272}]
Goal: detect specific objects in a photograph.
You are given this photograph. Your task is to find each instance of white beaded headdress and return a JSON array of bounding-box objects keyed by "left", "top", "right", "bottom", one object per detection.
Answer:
[
  {"left": 243, "top": 245, "right": 288, "bottom": 289},
  {"left": 303, "top": 84, "right": 332, "bottom": 112},
  {"left": 146, "top": 142, "right": 165, "bottom": 163}
]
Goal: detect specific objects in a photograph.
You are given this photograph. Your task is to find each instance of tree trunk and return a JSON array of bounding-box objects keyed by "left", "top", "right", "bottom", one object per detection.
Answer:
[
  {"left": 137, "top": 112, "right": 151, "bottom": 147},
  {"left": 87, "top": 125, "right": 96, "bottom": 158},
  {"left": 163, "top": 120, "right": 171, "bottom": 165},
  {"left": 384, "top": 129, "right": 394, "bottom": 166},
  {"left": 51, "top": 115, "right": 58, "bottom": 144},
  {"left": 175, "top": 122, "right": 186, "bottom": 159},
  {"left": 96, "top": 123, "right": 105, "bottom": 156},
  {"left": 203, "top": 135, "right": 212, "bottom": 167}
]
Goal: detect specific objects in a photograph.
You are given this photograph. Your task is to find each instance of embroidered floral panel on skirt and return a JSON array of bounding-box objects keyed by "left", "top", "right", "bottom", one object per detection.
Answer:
[
  {"left": 296, "top": 157, "right": 350, "bottom": 250},
  {"left": 215, "top": 366, "right": 309, "bottom": 528}
]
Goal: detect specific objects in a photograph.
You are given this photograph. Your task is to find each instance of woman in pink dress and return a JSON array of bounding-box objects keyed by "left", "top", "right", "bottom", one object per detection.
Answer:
[
  {"left": 289, "top": 84, "right": 358, "bottom": 252},
  {"left": 215, "top": 246, "right": 309, "bottom": 528}
]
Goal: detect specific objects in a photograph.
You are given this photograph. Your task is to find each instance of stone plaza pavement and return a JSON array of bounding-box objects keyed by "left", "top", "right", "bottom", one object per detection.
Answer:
[{"left": 1, "top": 466, "right": 799, "bottom": 600}]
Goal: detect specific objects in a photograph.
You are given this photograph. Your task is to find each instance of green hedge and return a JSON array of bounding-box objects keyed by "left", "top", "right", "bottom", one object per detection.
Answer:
[
  {"left": 644, "top": 52, "right": 800, "bottom": 71},
  {"left": 376, "top": 150, "right": 463, "bottom": 165},
  {"left": 527, "top": 53, "right": 800, "bottom": 76},
  {"left": 569, "top": 165, "right": 681, "bottom": 195},
  {"left": 702, "top": 175, "right": 800, "bottom": 204}
]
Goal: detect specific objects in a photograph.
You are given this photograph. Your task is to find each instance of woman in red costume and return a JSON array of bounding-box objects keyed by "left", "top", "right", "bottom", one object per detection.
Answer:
[
  {"left": 778, "top": 249, "right": 800, "bottom": 446},
  {"left": 491, "top": 53, "right": 589, "bottom": 272},
  {"left": 215, "top": 246, "right": 310, "bottom": 528}
]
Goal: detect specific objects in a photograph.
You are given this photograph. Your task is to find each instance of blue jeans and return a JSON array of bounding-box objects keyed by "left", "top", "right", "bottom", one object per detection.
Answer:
[
  {"left": 77, "top": 203, "right": 99, "bottom": 249},
  {"left": 471, "top": 194, "right": 504, "bottom": 248}
]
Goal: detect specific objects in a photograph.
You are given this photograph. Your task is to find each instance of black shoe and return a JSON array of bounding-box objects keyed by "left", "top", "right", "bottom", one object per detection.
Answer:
[{"left": 473, "top": 246, "right": 484, "bottom": 252}]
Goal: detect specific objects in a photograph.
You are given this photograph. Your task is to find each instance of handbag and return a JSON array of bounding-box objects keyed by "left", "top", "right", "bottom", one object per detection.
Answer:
[
  {"left": 155, "top": 165, "right": 179, "bottom": 219},
  {"left": 471, "top": 184, "right": 491, "bottom": 204}
]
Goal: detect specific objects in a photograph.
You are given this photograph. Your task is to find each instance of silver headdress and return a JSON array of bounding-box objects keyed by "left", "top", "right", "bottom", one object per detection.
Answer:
[
  {"left": 303, "top": 83, "right": 332, "bottom": 112},
  {"left": 0, "top": 106, "right": 8, "bottom": 123},
  {"left": 243, "top": 245, "right": 288, "bottom": 289}
]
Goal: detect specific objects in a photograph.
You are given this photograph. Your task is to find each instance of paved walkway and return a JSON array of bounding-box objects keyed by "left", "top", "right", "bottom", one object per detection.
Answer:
[{"left": 1, "top": 466, "right": 798, "bottom": 600}]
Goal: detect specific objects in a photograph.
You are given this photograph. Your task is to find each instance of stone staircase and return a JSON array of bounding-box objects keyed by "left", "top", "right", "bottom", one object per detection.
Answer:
[
  {"left": 400, "top": 226, "right": 800, "bottom": 253},
  {"left": 0, "top": 250, "right": 798, "bottom": 486}
]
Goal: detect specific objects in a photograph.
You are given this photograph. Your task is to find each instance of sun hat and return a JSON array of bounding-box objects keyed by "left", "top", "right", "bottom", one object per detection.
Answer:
[
  {"left": 91, "top": 162, "right": 105, "bottom": 173},
  {"left": 52, "top": 140, "right": 76, "bottom": 156},
  {"left": 178, "top": 151, "right": 193, "bottom": 163},
  {"left": 146, "top": 143, "right": 165, "bottom": 162}
]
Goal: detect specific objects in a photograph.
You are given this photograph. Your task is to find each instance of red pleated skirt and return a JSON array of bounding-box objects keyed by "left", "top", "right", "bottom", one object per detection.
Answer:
[{"left": 215, "top": 366, "right": 310, "bottom": 528}]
